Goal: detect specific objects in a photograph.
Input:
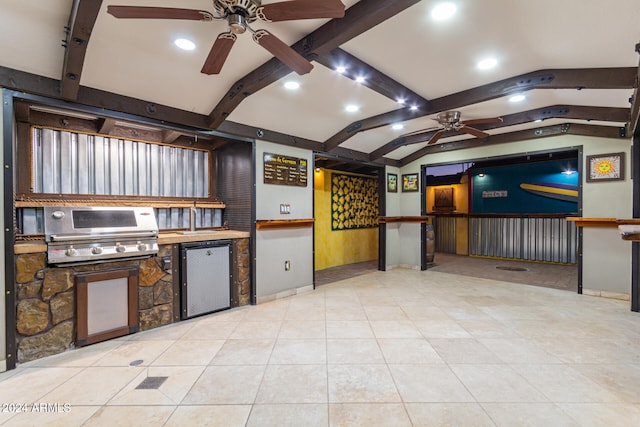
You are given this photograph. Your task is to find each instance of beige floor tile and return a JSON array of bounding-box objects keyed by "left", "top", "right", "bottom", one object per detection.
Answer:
[
  {"left": 377, "top": 339, "right": 444, "bottom": 364},
  {"left": 229, "top": 321, "right": 282, "bottom": 339},
  {"left": 1, "top": 405, "right": 99, "bottom": 427},
  {"left": 165, "top": 405, "right": 251, "bottom": 427},
  {"left": 278, "top": 320, "right": 327, "bottom": 338},
  {"left": 210, "top": 339, "right": 275, "bottom": 365},
  {"left": 414, "top": 319, "right": 472, "bottom": 338},
  {"left": 572, "top": 363, "right": 640, "bottom": 403},
  {"left": 23, "top": 340, "right": 124, "bottom": 368},
  {"left": 327, "top": 339, "right": 385, "bottom": 364},
  {"left": 108, "top": 365, "right": 205, "bottom": 405},
  {"left": 429, "top": 338, "right": 504, "bottom": 364},
  {"left": 328, "top": 365, "right": 400, "bottom": 403},
  {"left": 479, "top": 338, "right": 562, "bottom": 364},
  {"left": 82, "top": 405, "right": 175, "bottom": 426},
  {"left": 285, "top": 306, "right": 326, "bottom": 321},
  {"left": 405, "top": 403, "right": 496, "bottom": 427},
  {"left": 255, "top": 365, "right": 328, "bottom": 404},
  {"left": 151, "top": 339, "right": 225, "bottom": 366},
  {"left": 369, "top": 320, "right": 422, "bottom": 338},
  {"left": 557, "top": 403, "right": 640, "bottom": 427},
  {"left": 127, "top": 321, "right": 194, "bottom": 341},
  {"left": 363, "top": 305, "right": 409, "bottom": 320},
  {"left": 325, "top": 307, "right": 368, "bottom": 321},
  {"left": 399, "top": 305, "right": 451, "bottom": 321},
  {"left": 329, "top": 403, "right": 411, "bottom": 427},
  {"left": 180, "top": 321, "right": 239, "bottom": 340},
  {"left": 92, "top": 340, "right": 175, "bottom": 367},
  {"left": 248, "top": 404, "right": 328, "bottom": 427},
  {"left": 511, "top": 364, "right": 621, "bottom": 403},
  {"left": 182, "top": 365, "right": 266, "bottom": 404},
  {"left": 482, "top": 403, "right": 580, "bottom": 426},
  {"left": 39, "top": 366, "right": 145, "bottom": 405},
  {"left": 0, "top": 367, "right": 82, "bottom": 403},
  {"left": 269, "top": 339, "right": 327, "bottom": 364},
  {"left": 457, "top": 319, "right": 519, "bottom": 338},
  {"left": 389, "top": 364, "right": 475, "bottom": 403},
  {"left": 450, "top": 364, "right": 548, "bottom": 403},
  {"left": 326, "top": 320, "right": 374, "bottom": 339}
]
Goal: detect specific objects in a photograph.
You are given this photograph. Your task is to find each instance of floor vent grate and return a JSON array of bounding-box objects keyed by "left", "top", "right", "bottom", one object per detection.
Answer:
[{"left": 136, "top": 376, "right": 168, "bottom": 390}]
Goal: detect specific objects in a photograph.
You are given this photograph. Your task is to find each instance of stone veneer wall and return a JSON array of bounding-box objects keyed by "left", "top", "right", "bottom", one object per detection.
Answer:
[
  {"left": 15, "top": 251, "right": 174, "bottom": 363},
  {"left": 233, "top": 238, "right": 251, "bottom": 306}
]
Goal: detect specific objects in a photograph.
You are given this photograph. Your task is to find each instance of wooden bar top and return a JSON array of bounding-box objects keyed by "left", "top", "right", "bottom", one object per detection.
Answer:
[{"left": 255, "top": 219, "right": 315, "bottom": 230}]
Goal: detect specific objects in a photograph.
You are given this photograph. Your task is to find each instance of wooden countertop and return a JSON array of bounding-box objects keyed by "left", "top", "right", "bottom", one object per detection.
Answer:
[{"left": 14, "top": 230, "right": 250, "bottom": 254}]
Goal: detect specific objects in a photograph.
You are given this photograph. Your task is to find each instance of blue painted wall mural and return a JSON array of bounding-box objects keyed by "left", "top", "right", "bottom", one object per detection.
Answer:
[{"left": 471, "top": 159, "right": 579, "bottom": 214}]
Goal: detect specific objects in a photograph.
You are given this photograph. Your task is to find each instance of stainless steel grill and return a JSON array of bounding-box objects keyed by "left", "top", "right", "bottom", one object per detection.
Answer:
[{"left": 44, "top": 206, "right": 159, "bottom": 264}]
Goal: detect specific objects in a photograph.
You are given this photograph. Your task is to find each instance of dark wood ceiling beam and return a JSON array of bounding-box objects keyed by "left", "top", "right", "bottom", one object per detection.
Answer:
[
  {"left": 206, "top": 0, "right": 422, "bottom": 129},
  {"left": 61, "top": 0, "right": 103, "bottom": 100},
  {"left": 0, "top": 66, "right": 60, "bottom": 98},
  {"left": 325, "top": 67, "right": 637, "bottom": 152},
  {"left": 315, "top": 48, "right": 429, "bottom": 108},
  {"left": 400, "top": 123, "right": 627, "bottom": 166},
  {"left": 369, "top": 105, "right": 631, "bottom": 160},
  {"left": 162, "top": 130, "right": 182, "bottom": 144},
  {"left": 97, "top": 117, "right": 116, "bottom": 134}
]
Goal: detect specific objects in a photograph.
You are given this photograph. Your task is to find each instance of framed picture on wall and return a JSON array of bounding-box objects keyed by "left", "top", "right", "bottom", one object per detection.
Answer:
[
  {"left": 387, "top": 173, "right": 398, "bottom": 192},
  {"left": 586, "top": 152, "right": 625, "bottom": 182},
  {"left": 402, "top": 173, "right": 419, "bottom": 192}
]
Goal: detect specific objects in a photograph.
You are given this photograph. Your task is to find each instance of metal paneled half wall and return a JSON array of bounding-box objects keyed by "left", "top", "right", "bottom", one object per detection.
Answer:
[{"left": 31, "top": 127, "right": 209, "bottom": 197}]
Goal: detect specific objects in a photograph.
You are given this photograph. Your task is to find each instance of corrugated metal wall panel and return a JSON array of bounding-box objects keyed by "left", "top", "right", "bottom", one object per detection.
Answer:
[
  {"left": 470, "top": 216, "right": 577, "bottom": 264},
  {"left": 434, "top": 216, "right": 456, "bottom": 253},
  {"left": 32, "top": 127, "right": 208, "bottom": 198}
]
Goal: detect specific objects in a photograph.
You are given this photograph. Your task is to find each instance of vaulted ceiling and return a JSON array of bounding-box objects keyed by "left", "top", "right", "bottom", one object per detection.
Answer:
[{"left": 1, "top": 0, "right": 639, "bottom": 168}]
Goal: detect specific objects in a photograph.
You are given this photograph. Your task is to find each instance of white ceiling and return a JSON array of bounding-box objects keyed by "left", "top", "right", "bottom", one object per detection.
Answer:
[{"left": 1, "top": 0, "right": 639, "bottom": 162}]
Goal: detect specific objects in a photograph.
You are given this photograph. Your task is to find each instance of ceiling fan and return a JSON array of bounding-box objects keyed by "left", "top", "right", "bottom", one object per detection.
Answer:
[
  {"left": 106, "top": 0, "right": 346, "bottom": 75},
  {"left": 423, "top": 111, "right": 503, "bottom": 145}
]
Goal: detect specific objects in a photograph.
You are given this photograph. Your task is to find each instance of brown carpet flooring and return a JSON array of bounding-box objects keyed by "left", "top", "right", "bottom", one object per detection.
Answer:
[{"left": 315, "top": 253, "right": 578, "bottom": 292}]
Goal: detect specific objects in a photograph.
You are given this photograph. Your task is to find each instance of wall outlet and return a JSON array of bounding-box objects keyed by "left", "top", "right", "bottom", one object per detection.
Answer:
[
  {"left": 280, "top": 204, "right": 291, "bottom": 214},
  {"left": 284, "top": 260, "right": 291, "bottom": 271}
]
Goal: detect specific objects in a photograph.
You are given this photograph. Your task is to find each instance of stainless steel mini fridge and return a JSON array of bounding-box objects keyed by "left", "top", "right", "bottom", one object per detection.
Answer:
[{"left": 180, "top": 240, "right": 232, "bottom": 319}]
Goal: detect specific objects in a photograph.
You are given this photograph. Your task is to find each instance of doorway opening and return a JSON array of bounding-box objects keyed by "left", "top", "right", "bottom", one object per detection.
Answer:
[{"left": 313, "top": 155, "right": 382, "bottom": 286}]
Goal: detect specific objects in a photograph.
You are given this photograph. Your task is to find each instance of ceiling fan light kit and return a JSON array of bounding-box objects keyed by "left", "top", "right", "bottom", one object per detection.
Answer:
[{"left": 107, "top": 0, "right": 345, "bottom": 75}]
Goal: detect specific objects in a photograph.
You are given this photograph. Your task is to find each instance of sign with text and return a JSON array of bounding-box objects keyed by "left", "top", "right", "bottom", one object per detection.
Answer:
[{"left": 263, "top": 153, "right": 308, "bottom": 187}]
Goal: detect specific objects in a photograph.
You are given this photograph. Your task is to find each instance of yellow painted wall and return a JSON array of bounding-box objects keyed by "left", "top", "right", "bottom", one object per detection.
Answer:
[{"left": 314, "top": 168, "right": 378, "bottom": 270}]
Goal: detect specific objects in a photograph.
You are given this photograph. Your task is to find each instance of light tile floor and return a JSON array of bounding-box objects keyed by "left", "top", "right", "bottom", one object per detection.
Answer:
[{"left": 1, "top": 268, "right": 639, "bottom": 426}]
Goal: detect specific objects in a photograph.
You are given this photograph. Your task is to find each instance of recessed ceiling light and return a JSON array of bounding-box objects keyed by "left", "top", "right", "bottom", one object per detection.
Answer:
[
  {"left": 477, "top": 58, "right": 497, "bottom": 70},
  {"left": 410, "top": 105, "right": 419, "bottom": 111},
  {"left": 355, "top": 76, "right": 366, "bottom": 84},
  {"left": 345, "top": 104, "right": 359, "bottom": 113},
  {"left": 431, "top": 2, "right": 457, "bottom": 21},
  {"left": 396, "top": 98, "right": 406, "bottom": 105},
  {"left": 284, "top": 81, "right": 300, "bottom": 90},
  {"left": 509, "top": 94, "right": 526, "bottom": 103},
  {"left": 336, "top": 66, "right": 347, "bottom": 73},
  {"left": 174, "top": 38, "right": 196, "bottom": 51},
  {"left": 392, "top": 124, "right": 404, "bottom": 130},
  {"left": 534, "top": 119, "right": 543, "bottom": 123}
]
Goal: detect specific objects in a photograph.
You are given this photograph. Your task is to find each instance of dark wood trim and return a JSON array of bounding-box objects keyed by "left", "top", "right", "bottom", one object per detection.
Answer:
[
  {"left": 16, "top": 122, "right": 32, "bottom": 195},
  {"left": 97, "top": 118, "right": 116, "bottom": 134},
  {"left": 325, "top": 67, "right": 637, "bottom": 151},
  {"left": 75, "top": 268, "right": 139, "bottom": 346},
  {"left": 218, "top": 121, "right": 323, "bottom": 152},
  {"left": 2, "top": 90, "right": 17, "bottom": 369},
  {"left": 315, "top": 48, "right": 429, "bottom": 108},
  {"left": 255, "top": 219, "right": 315, "bottom": 230},
  {"left": 60, "top": 0, "right": 103, "bottom": 100},
  {"left": 400, "top": 123, "right": 625, "bottom": 166},
  {"left": 207, "top": 0, "right": 422, "bottom": 129},
  {"left": 379, "top": 216, "right": 432, "bottom": 223},
  {"left": 370, "top": 105, "right": 630, "bottom": 160}
]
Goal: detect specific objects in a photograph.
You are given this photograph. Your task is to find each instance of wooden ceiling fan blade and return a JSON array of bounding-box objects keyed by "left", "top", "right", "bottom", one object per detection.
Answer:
[
  {"left": 460, "top": 125, "right": 490, "bottom": 138},
  {"left": 460, "top": 117, "right": 503, "bottom": 126},
  {"left": 107, "top": 6, "right": 212, "bottom": 21},
  {"left": 253, "top": 29, "right": 313, "bottom": 75},
  {"left": 427, "top": 130, "right": 446, "bottom": 145},
  {"left": 201, "top": 32, "right": 237, "bottom": 75},
  {"left": 257, "top": 0, "right": 345, "bottom": 22}
]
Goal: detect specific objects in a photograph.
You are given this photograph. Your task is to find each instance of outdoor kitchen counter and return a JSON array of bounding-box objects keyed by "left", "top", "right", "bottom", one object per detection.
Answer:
[
  {"left": 13, "top": 230, "right": 250, "bottom": 254},
  {"left": 158, "top": 229, "right": 249, "bottom": 245}
]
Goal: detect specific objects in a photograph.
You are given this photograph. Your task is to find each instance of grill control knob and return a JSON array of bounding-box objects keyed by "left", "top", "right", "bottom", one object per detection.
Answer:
[
  {"left": 91, "top": 246, "right": 103, "bottom": 255},
  {"left": 115, "top": 245, "right": 126, "bottom": 253},
  {"left": 65, "top": 246, "right": 78, "bottom": 257},
  {"left": 137, "top": 242, "right": 148, "bottom": 251}
]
